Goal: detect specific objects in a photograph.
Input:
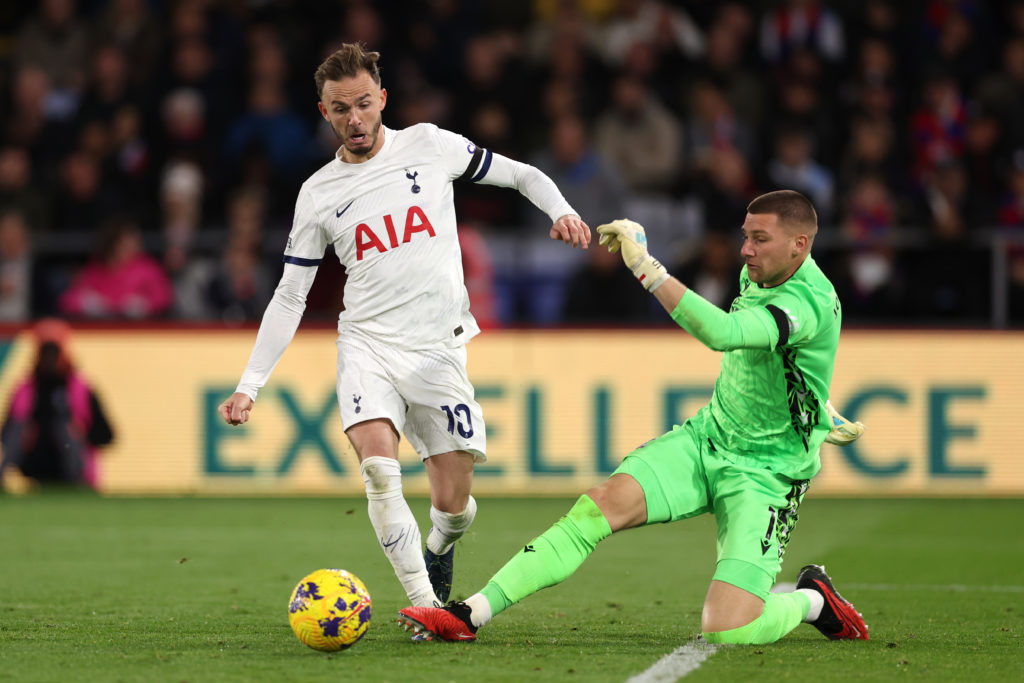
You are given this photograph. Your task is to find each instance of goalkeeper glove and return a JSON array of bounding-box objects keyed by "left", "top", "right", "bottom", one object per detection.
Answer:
[
  {"left": 596, "top": 219, "right": 670, "bottom": 292},
  {"left": 824, "top": 400, "right": 865, "bottom": 446}
]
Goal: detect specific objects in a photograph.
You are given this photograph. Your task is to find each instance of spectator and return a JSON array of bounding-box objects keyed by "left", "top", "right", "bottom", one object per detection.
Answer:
[
  {"left": 692, "top": 145, "right": 759, "bottom": 233},
  {"left": 450, "top": 33, "right": 528, "bottom": 146},
  {"left": 203, "top": 189, "right": 272, "bottom": 323},
  {"left": 600, "top": 0, "right": 704, "bottom": 68},
  {"left": 152, "top": 31, "right": 232, "bottom": 183},
  {"left": 1, "top": 319, "right": 114, "bottom": 491},
  {"left": 51, "top": 151, "right": 119, "bottom": 233},
  {"left": 78, "top": 42, "right": 139, "bottom": 128},
  {"left": 59, "top": 215, "right": 174, "bottom": 319},
  {"left": 685, "top": 79, "right": 757, "bottom": 178},
  {"left": 844, "top": 173, "right": 900, "bottom": 242},
  {"left": 976, "top": 36, "right": 1024, "bottom": 151},
  {"left": 760, "top": 0, "right": 845, "bottom": 66},
  {"left": 919, "top": 159, "right": 970, "bottom": 241},
  {"left": 915, "top": 1, "right": 995, "bottom": 90},
  {"left": 224, "top": 80, "right": 313, "bottom": 186},
  {"left": 0, "top": 209, "right": 32, "bottom": 321},
  {"left": 157, "top": 87, "right": 215, "bottom": 190},
  {"left": 0, "top": 145, "right": 50, "bottom": 233},
  {"left": 768, "top": 53, "right": 840, "bottom": 167},
  {"left": 13, "top": 0, "right": 89, "bottom": 106},
  {"left": 849, "top": 0, "right": 905, "bottom": 51},
  {"left": 838, "top": 116, "right": 905, "bottom": 198},
  {"left": 835, "top": 173, "right": 906, "bottom": 319},
  {"left": 524, "top": 9, "right": 609, "bottom": 138},
  {"left": 961, "top": 104, "right": 1004, "bottom": 225},
  {"left": 108, "top": 104, "right": 152, "bottom": 201},
  {"left": 695, "top": 3, "right": 764, "bottom": 130},
  {"left": 909, "top": 160, "right": 989, "bottom": 321},
  {"left": 910, "top": 70, "right": 966, "bottom": 186},
  {"left": 4, "top": 65, "right": 76, "bottom": 173},
  {"left": 594, "top": 74, "right": 684, "bottom": 194},
  {"left": 91, "top": 0, "right": 163, "bottom": 90},
  {"left": 766, "top": 126, "right": 836, "bottom": 223},
  {"left": 160, "top": 160, "right": 203, "bottom": 278},
  {"left": 852, "top": 37, "right": 900, "bottom": 95}
]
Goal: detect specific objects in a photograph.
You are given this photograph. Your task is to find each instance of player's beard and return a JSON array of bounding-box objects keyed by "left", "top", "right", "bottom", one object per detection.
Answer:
[{"left": 339, "top": 117, "right": 382, "bottom": 160}]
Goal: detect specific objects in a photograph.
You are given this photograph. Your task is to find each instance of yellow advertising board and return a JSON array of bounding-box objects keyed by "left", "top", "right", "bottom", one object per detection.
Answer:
[{"left": 0, "top": 329, "right": 1021, "bottom": 496}]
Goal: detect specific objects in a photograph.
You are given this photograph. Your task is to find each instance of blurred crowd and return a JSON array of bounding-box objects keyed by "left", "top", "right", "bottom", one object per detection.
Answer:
[{"left": 2, "top": 0, "right": 1024, "bottom": 327}]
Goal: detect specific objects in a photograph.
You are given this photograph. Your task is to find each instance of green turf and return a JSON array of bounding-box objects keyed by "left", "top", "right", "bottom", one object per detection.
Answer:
[{"left": 1, "top": 494, "right": 1022, "bottom": 682}]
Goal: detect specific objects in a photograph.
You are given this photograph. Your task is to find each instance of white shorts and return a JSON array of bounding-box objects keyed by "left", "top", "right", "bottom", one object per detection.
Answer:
[{"left": 336, "top": 333, "right": 487, "bottom": 461}]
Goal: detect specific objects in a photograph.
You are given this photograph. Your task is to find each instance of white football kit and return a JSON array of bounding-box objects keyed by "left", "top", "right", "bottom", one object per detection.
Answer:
[{"left": 234, "top": 123, "right": 576, "bottom": 459}]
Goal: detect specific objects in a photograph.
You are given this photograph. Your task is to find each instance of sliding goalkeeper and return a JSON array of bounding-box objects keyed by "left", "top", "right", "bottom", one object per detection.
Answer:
[{"left": 398, "top": 189, "right": 868, "bottom": 645}]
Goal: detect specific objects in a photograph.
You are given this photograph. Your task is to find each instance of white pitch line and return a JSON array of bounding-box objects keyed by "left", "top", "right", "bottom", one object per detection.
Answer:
[
  {"left": 845, "top": 583, "right": 1024, "bottom": 593},
  {"left": 775, "top": 581, "right": 1024, "bottom": 594},
  {"left": 624, "top": 581, "right": 1023, "bottom": 683},
  {"left": 626, "top": 639, "right": 718, "bottom": 683}
]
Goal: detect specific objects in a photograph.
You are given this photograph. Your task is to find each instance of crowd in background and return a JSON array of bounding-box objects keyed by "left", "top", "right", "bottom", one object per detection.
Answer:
[{"left": 2, "top": 0, "right": 1024, "bottom": 327}]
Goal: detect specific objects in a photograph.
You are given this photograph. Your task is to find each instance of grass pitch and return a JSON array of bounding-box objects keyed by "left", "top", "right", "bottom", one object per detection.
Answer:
[{"left": 1, "top": 493, "right": 1021, "bottom": 682}]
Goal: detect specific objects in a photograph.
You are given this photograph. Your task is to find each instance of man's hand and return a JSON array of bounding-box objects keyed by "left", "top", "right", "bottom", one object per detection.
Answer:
[
  {"left": 824, "top": 400, "right": 865, "bottom": 446},
  {"left": 596, "top": 218, "right": 669, "bottom": 291},
  {"left": 549, "top": 214, "right": 591, "bottom": 248},
  {"left": 219, "top": 392, "right": 254, "bottom": 426}
]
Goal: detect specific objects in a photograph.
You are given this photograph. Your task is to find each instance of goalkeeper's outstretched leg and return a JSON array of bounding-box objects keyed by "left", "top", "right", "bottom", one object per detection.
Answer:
[
  {"left": 701, "top": 566, "right": 868, "bottom": 644},
  {"left": 398, "top": 473, "right": 647, "bottom": 640}
]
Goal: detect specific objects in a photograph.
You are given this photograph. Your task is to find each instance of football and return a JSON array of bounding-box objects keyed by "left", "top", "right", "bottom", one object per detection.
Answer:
[{"left": 287, "top": 568, "right": 372, "bottom": 651}]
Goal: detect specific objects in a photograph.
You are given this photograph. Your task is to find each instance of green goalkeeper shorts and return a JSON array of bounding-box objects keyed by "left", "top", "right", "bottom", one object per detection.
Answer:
[{"left": 614, "top": 421, "right": 810, "bottom": 600}]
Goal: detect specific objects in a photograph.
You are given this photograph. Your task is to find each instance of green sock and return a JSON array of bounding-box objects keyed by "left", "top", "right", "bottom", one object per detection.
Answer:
[
  {"left": 479, "top": 494, "right": 612, "bottom": 618},
  {"left": 703, "top": 592, "right": 810, "bottom": 645}
]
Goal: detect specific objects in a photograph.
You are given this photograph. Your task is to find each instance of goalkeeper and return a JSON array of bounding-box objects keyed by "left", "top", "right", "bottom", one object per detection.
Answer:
[{"left": 399, "top": 190, "right": 868, "bottom": 645}]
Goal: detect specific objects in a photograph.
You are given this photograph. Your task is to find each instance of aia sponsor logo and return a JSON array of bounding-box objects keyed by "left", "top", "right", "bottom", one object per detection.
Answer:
[{"left": 355, "top": 206, "right": 436, "bottom": 261}]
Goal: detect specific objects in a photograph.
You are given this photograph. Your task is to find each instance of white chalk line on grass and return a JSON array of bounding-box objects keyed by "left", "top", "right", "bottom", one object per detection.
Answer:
[
  {"left": 845, "top": 583, "right": 1024, "bottom": 593},
  {"left": 625, "top": 639, "right": 718, "bottom": 683},
  {"left": 624, "top": 582, "right": 1023, "bottom": 683},
  {"left": 775, "top": 581, "right": 1024, "bottom": 594}
]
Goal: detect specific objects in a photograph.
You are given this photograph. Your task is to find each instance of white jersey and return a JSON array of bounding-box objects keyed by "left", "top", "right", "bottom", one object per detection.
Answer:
[
  {"left": 289, "top": 124, "right": 487, "bottom": 348},
  {"left": 234, "top": 123, "right": 576, "bottom": 398}
]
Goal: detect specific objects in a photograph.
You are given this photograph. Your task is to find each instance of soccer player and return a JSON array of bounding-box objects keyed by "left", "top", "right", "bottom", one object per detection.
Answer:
[
  {"left": 217, "top": 43, "right": 590, "bottom": 608},
  {"left": 397, "top": 190, "right": 869, "bottom": 644}
]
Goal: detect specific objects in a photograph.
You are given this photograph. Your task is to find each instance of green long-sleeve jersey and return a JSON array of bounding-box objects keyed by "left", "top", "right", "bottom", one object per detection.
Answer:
[{"left": 670, "top": 255, "right": 841, "bottom": 480}]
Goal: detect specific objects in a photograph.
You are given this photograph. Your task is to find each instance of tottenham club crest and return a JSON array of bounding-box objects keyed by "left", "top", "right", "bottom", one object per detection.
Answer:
[{"left": 405, "top": 169, "right": 421, "bottom": 194}]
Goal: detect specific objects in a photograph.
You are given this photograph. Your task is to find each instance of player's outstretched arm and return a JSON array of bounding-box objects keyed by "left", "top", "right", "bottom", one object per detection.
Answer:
[
  {"left": 597, "top": 218, "right": 775, "bottom": 352},
  {"left": 549, "top": 214, "right": 591, "bottom": 249},
  {"left": 468, "top": 152, "right": 586, "bottom": 248},
  {"left": 597, "top": 219, "right": 676, "bottom": 291},
  {"left": 597, "top": 218, "right": 688, "bottom": 312},
  {"left": 219, "top": 392, "right": 254, "bottom": 426}
]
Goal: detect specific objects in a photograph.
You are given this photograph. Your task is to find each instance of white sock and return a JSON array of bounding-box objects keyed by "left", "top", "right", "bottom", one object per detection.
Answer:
[
  {"left": 360, "top": 456, "right": 438, "bottom": 606},
  {"left": 464, "top": 592, "right": 492, "bottom": 628},
  {"left": 797, "top": 588, "right": 825, "bottom": 622},
  {"left": 425, "top": 496, "right": 478, "bottom": 555}
]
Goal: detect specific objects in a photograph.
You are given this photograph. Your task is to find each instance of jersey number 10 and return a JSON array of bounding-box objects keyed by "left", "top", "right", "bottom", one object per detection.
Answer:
[{"left": 441, "top": 404, "right": 474, "bottom": 438}]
